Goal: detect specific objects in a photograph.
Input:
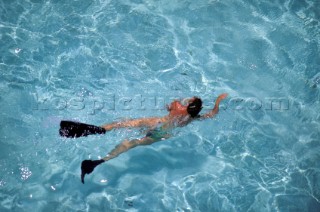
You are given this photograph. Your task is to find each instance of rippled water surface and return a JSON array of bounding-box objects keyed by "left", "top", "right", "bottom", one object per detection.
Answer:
[{"left": 1, "top": 0, "right": 320, "bottom": 211}]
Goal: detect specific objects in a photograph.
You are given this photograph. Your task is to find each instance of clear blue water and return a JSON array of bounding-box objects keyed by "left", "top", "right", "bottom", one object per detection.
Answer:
[{"left": 1, "top": 0, "right": 320, "bottom": 211}]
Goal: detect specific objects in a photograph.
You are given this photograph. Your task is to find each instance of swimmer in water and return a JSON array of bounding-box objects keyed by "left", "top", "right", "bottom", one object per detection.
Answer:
[{"left": 80, "top": 93, "right": 228, "bottom": 183}]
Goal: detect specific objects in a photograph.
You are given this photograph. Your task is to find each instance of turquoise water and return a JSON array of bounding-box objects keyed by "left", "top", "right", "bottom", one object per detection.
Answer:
[{"left": 1, "top": 0, "right": 320, "bottom": 211}]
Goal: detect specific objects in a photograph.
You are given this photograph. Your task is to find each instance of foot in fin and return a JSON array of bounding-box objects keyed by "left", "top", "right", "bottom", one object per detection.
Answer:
[
  {"left": 60, "top": 121, "right": 106, "bottom": 138},
  {"left": 81, "top": 159, "right": 104, "bottom": 184}
]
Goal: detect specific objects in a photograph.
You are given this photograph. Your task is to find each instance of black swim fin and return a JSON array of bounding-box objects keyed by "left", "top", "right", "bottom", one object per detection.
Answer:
[
  {"left": 81, "top": 159, "right": 104, "bottom": 184},
  {"left": 59, "top": 120, "right": 106, "bottom": 138}
]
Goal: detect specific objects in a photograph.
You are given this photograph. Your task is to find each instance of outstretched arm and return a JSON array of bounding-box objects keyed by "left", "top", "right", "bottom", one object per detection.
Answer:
[
  {"left": 101, "top": 117, "right": 166, "bottom": 131},
  {"left": 201, "top": 93, "right": 228, "bottom": 119}
]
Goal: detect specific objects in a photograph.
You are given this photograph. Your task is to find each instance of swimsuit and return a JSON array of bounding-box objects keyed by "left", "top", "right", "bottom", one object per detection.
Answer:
[{"left": 146, "top": 128, "right": 170, "bottom": 140}]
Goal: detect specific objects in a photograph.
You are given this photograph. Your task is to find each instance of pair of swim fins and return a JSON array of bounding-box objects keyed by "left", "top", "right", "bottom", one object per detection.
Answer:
[
  {"left": 59, "top": 120, "right": 106, "bottom": 138},
  {"left": 59, "top": 120, "right": 107, "bottom": 183}
]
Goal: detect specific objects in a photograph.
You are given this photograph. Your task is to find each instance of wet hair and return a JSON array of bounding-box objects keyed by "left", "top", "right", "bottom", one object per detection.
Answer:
[{"left": 187, "top": 97, "right": 203, "bottom": 118}]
